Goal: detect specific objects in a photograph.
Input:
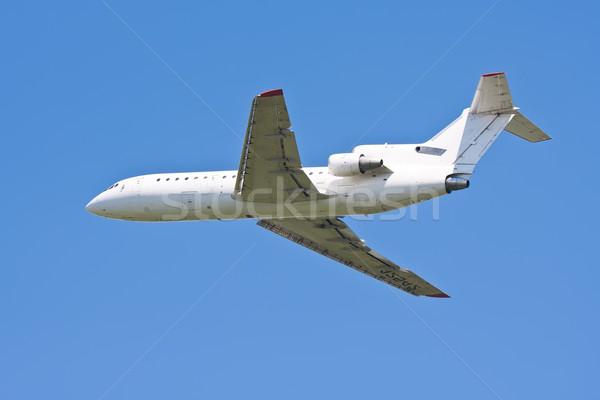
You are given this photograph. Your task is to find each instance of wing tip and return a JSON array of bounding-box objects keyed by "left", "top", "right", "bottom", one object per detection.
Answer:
[
  {"left": 258, "top": 89, "right": 283, "bottom": 97},
  {"left": 425, "top": 293, "right": 451, "bottom": 298},
  {"left": 481, "top": 72, "right": 505, "bottom": 77}
]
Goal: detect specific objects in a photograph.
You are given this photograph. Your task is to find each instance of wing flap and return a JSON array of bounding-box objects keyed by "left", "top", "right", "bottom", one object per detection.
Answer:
[{"left": 258, "top": 218, "right": 449, "bottom": 297}]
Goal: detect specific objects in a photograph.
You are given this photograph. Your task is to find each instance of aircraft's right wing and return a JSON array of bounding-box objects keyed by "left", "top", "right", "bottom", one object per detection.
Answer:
[{"left": 258, "top": 217, "right": 449, "bottom": 297}]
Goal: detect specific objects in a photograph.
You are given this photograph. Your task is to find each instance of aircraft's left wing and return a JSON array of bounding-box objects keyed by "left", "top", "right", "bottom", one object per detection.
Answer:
[
  {"left": 258, "top": 218, "right": 449, "bottom": 297},
  {"left": 234, "top": 89, "right": 326, "bottom": 203}
]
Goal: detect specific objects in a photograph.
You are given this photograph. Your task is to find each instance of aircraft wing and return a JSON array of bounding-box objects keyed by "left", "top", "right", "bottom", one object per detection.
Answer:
[
  {"left": 258, "top": 218, "right": 449, "bottom": 297},
  {"left": 234, "top": 89, "right": 325, "bottom": 203}
]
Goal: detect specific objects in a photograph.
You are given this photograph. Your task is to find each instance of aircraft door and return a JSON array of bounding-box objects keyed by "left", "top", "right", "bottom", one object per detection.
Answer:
[
  {"left": 208, "top": 175, "right": 218, "bottom": 192},
  {"left": 196, "top": 175, "right": 219, "bottom": 219},
  {"left": 131, "top": 177, "right": 144, "bottom": 193}
]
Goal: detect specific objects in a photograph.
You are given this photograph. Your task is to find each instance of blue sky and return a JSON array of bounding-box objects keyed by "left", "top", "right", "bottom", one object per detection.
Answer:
[{"left": 1, "top": 1, "right": 598, "bottom": 399}]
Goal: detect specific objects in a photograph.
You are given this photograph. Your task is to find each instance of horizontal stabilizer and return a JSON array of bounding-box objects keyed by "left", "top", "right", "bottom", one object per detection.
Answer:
[{"left": 505, "top": 111, "right": 551, "bottom": 142}]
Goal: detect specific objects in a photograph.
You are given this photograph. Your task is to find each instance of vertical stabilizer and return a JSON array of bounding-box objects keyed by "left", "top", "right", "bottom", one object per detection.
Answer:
[{"left": 470, "top": 72, "right": 514, "bottom": 114}]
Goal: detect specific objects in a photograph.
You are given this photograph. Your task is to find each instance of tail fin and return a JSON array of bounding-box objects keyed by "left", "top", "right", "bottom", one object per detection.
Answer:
[{"left": 426, "top": 72, "right": 551, "bottom": 177}]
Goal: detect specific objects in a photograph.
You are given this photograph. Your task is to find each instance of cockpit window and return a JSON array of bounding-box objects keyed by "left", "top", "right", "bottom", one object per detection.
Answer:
[{"left": 106, "top": 183, "right": 119, "bottom": 191}]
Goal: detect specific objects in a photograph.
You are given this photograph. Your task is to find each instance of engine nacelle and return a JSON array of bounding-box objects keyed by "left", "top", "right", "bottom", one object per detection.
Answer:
[
  {"left": 328, "top": 153, "right": 383, "bottom": 177},
  {"left": 445, "top": 175, "right": 470, "bottom": 193}
]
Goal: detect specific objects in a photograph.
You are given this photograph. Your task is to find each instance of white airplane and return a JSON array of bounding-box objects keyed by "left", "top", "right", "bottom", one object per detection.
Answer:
[{"left": 86, "top": 73, "right": 550, "bottom": 298}]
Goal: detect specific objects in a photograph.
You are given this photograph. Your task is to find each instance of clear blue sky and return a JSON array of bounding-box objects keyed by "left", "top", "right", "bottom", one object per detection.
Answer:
[{"left": 1, "top": 1, "right": 598, "bottom": 399}]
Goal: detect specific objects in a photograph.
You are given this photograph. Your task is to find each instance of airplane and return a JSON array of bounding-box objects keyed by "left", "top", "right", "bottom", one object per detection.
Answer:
[{"left": 86, "top": 72, "right": 550, "bottom": 298}]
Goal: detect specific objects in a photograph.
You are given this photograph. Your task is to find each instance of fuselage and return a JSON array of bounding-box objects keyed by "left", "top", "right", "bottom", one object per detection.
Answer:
[{"left": 86, "top": 145, "right": 454, "bottom": 222}]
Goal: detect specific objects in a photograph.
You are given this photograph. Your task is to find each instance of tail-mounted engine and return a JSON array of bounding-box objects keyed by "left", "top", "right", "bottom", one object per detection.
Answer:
[
  {"left": 445, "top": 174, "right": 470, "bottom": 193},
  {"left": 328, "top": 153, "right": 383, "bottom": 177}
]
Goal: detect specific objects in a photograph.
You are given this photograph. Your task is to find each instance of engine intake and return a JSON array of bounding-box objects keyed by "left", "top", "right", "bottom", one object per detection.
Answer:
[{"left": 328, "top": 153, "right": 383, "bottom": 177}]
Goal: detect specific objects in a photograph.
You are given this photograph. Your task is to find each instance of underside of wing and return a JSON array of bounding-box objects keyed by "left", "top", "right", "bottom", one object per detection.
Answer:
[
  {"left": 258, "top": 218, "right": 449, "bottom": 297},
  {"left": 235, "top": 90, "right": 325, "bottom": 203}
]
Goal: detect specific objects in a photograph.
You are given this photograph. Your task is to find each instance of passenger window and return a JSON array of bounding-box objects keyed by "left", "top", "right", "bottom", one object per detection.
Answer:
[
  {"left": 157, "top": 178, "right": 160, "bottom": 181},
  {"left": 166, "top": 178, "right": 170, "bottom": 181},
  {"left": 185, "top": 177, "right": 189, "bottom": 180}
]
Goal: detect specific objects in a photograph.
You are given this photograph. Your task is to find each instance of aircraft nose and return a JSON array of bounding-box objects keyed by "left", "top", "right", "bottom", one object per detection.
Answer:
[{"left": 85, "top": 196, "right": 102, "bottom": 215}]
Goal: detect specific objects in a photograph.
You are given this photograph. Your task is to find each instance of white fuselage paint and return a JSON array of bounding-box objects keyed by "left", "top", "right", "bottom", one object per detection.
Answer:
[{"left": 86, "top": 145, "right": 454, "bottom": 222}]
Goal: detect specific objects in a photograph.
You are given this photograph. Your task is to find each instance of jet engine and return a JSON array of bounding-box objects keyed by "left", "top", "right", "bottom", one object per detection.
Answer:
[
  {"left": 445, "top": 175, "right": 470, "bottom": 193},
  {"left": 328, "top": 153, "right": 383, "bottom": 177}
]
